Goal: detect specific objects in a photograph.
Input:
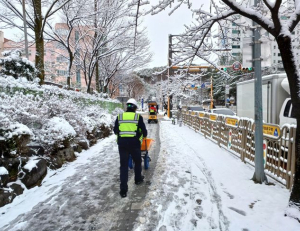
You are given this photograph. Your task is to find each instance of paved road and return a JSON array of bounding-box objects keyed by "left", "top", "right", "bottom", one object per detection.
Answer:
[{"left": 2, "top": 115, "right": 160, "bottom": 231}]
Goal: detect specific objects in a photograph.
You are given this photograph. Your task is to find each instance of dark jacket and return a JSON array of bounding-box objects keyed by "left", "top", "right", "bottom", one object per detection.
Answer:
[{"left": 113, "top": 109, "right": 147, "bottom": 147}]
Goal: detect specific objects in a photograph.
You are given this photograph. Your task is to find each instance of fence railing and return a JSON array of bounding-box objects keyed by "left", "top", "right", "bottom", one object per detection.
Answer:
[{"left": 181, "top": 110, "right": 296, "bottom": 189}]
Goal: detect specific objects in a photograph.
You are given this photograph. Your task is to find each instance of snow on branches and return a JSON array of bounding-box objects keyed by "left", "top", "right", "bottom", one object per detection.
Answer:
[{"left": 0, "top": 50, "right": 37, "bottom": 81}]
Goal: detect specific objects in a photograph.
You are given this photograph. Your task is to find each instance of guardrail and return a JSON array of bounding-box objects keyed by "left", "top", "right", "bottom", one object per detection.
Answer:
[{"left": 181, "top": 110, "right": 296, "bottom": 189}]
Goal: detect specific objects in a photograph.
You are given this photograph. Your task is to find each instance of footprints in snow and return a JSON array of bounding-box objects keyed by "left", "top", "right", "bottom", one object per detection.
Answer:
[{"left": 249, "top": 200, "right": 260, "bottom": 209}]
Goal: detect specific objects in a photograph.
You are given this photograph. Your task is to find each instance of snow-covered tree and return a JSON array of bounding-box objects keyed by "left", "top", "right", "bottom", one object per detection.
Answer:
[
  {"left": 133, "top": 0, "right": 300, "bottom": 217},
  {"left": 0, "top": 0, "right": 73, "bottom": 84}
]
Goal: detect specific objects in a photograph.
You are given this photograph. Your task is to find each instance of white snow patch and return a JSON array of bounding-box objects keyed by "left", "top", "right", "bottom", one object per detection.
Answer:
[{"left": 0, "top": 167, "right": 9, "bottom": 175}]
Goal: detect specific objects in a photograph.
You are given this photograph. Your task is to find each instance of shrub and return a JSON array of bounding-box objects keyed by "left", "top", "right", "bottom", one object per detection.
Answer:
[{"left": 0, "top": 50, "right": 37, "bottom": 81}]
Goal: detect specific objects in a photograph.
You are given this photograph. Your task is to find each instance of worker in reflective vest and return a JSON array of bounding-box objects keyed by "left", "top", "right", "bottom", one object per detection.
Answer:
[
  {"left": 113, "top": 98, "right": 147, "bottom": 198},
  {"left": 149, "top": 105, "right": 157, "bottom": 113}
]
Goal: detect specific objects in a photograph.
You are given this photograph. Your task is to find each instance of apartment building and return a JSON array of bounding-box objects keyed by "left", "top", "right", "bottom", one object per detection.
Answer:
[
  {"left": 219, "top": 2, "right": 300, "bottom": 72},
  {"left": 0, "top": 26, "right": 95, "bottom": 92}
]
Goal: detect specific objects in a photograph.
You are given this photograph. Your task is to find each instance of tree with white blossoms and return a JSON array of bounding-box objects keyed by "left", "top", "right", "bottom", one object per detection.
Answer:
[{"left": 132, "top": 0, "right": 300, "bottom": 218}]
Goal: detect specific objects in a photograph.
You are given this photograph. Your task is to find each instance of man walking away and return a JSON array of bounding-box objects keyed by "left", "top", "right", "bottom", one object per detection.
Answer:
[{"left": 113, "top": 98, "right": 148, "bottom": 198}]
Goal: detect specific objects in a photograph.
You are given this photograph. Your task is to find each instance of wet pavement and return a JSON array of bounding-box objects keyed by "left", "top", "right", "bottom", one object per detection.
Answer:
[{"left": 1, "top": 115, "right": 161, "bottom": 231}]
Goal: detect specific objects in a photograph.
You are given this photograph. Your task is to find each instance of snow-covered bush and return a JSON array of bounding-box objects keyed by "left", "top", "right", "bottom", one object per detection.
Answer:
[
  {"left": 0, "top": 112, "right": 33, "bottom": 156},
  {"left": 0, "top": 75, "right": 121, "bottom": 155},
  {"left": 0, "top": 50, "right": 37, "bottom": 81},
  {"left": 39, "top": 117, "right": 76, "bottom": 153}
]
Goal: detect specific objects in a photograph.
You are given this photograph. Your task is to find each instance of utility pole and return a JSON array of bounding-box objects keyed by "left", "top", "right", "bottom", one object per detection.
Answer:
[
  {"left": 22, "top": 0, "right": 28, "bottom": 59},
  {"left": 252, "top": 0, "right": 268, "bottom": 183},
  {"left": 167, "top": 34, "right": 173, "bottom": 118}
]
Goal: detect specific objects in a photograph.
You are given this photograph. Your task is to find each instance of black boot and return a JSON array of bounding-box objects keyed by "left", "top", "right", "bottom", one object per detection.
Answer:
[
  {"left": 119, "top": 190, "right": 127, "bottom": 198},
  {"left": 135, "top": 175, "right": 145, "bottom": 185}
]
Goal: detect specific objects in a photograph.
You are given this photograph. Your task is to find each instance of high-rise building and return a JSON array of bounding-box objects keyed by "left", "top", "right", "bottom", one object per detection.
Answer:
[{"left": 219, "top": 2, "right": 300, "bottom": 72}]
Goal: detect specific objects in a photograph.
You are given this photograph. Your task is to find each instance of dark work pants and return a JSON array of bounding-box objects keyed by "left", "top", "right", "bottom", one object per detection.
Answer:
[{"left": 118, "top": 145, "right": 143, "bottom": 192}]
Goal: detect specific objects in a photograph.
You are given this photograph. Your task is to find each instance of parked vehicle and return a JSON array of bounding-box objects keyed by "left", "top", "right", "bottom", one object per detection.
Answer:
[
  {"left": 236, "top": 74, "right": 296, "bottom": 126},
  {"left": 187, "top": 106, "right": 205, "bottom": 112},
  {"left": 208, "top": 108, "right": 236, "bottom": 116}
]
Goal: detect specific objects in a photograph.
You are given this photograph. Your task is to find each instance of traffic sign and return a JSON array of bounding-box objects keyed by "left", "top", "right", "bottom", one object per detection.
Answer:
[
  {"left": 262, "top": 124, "right": 280, "bottom": 138},
  {"left": 232, "top": 61, "right": 241, "bottom": 71}
]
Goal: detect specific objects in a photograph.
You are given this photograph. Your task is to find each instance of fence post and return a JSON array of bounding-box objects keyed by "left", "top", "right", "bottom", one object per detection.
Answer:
[
  {"left": 240, "top": 120, "right": 248, "bottom": 162},
  {"left": 288, "top": 126, "right": 296, "bottom": 189}
]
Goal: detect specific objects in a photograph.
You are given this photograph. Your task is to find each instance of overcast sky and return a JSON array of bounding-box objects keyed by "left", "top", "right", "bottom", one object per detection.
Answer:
[
  {"left": 1, "top": 1, "right": 209, "bottom": 69},
  {"left": 142, "top": 1, "right": 209, "bottom": 68}
]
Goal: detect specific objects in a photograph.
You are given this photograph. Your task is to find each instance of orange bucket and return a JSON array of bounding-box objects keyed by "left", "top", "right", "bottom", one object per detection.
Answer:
[{"left": 141, "top": 138, "right": 154, "bottom": 151}]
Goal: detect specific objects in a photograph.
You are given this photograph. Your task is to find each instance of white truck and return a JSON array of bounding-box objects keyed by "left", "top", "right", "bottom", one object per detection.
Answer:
[{"left": 236, "top": 73, "right": 296, "bottom": 127}]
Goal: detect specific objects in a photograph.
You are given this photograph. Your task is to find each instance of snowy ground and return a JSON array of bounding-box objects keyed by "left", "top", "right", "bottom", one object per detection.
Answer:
[
  {"left": 134, "top": 121, "right": 300, "bottom": 231},
  {"left": 0, "top": 118, "right": 299, "bottom": 231}
]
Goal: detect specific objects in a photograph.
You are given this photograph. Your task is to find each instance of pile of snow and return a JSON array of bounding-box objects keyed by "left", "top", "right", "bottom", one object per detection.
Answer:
[
  {"left": 0, "top": 167, "right": 8, "bottom": 176},
  {"left": 23, "top": 159, "right": 40, "bottom": 172}
]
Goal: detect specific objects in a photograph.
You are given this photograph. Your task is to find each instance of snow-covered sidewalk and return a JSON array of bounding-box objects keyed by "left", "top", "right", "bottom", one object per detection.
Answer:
[
  {"left": 0, "top": 120, "right": 299, "bottom": 231},
  {"left": 134, "top": 121, "right": 299, "bottom": 231}
]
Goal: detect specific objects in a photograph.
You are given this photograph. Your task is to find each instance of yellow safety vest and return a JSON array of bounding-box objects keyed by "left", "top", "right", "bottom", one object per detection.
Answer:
[{"left": 118, "top": 112, "right": 143, "bottom": 142}]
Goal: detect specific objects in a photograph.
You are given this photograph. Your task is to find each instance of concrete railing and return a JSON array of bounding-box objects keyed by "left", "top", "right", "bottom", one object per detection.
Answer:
[{"left": 181, "top": 110, "right": 296, "bottom": 189}]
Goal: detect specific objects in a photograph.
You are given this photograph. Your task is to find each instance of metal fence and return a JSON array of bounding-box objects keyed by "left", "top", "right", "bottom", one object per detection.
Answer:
[{"left": 181, "top": 110, "right": 296, "bottom": 189}]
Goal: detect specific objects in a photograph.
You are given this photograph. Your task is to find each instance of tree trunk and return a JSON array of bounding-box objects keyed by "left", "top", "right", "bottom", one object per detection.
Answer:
[
  {"left": 95, "top": 57, "right": 100, "bottom": 92},
  {"left": 290, "top": 118, "right": 300, "bottom": 207},
  {"left": 67, "top": 50, "right": 74, "bottom": 88},
  {"left": 33, "top": 0, "right": 44, "bottom": 84},
  {"left": 103, "top": 85, "right": 107, "bottom": 93},
  {"left": 277, "top": 35, "right": 300, "bottom": 207},
  {"left": 94, "top": 0, "right": 100, "bottom": 92}
]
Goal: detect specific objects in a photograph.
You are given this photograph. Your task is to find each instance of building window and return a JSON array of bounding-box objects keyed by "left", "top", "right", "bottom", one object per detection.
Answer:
[
  {"left": 232, "top": 22, "right": 237, "bottom": 26},
  {"left": 75, "top": 31, "right": 79, "bottom": 42},
  {"left": 278, "top": 53, "right": 281, "bottom": 56},
  {"left": 56, "top": 55, "right": 68, "bottom": 62},
  {"left": 232, "top": 30, "right": 240, "bottom": 34},
  {"left": 57, "top": 70, "right": 68, "bottom": 76},
  {"left": 56, "top": 28, "right": 68, "bottom": 36},
  {"left": 274, "top": 53, "right": 276, "bottom": 56},
  {"left": 232, "top": 53, "right": 241, "bottom": 56},
  {"left": 281, "top": 16, "right": 289, "bottom": 20},
  {"left": 76, "top": 70, "right": 81, "bottom": 83},
  {"left": 232, "top": 45, "right": 240, "bottom": 49},
  {"left": 274, "top": 46, "right": 276, "bottom": 49}
]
